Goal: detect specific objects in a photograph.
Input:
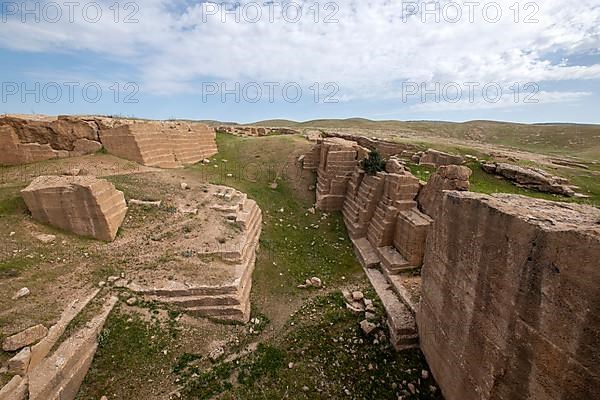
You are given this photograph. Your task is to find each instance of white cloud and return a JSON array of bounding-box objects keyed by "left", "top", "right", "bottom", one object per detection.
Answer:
[{"left": 1, "top": 0, "right": 599, "bottom": 100}]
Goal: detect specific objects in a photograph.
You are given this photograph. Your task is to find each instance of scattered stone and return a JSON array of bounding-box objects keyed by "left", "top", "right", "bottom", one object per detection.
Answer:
[
  {"left": 11, "top": 287, "right": 30, "bottom": 300},
  {"left": 209, "top": 347, "right": 224, "bottom": 361},
  {"left": 421, "top": 370, "right": 429, "bottom": 380},
  {"left": 360, "top": 320, "right": 377, "bottom": 335},
  {"left": 288, "top": 362, "right": 294, "bottom": 369},
  {"left": 203, "top": 159, "right": 211, "bottom": 164},
  {"left": 298, "top": 155, "right": 305, "bottom": 163},
  {"left": 180, "top": 182, "right": 189, "bottom": 190},
  {"left": 113, "top": 279, "right": 128, "bottom": 288},
  {"left": 308, "top": 207, "right": 316, "bottom": 214},
  {"left": 9, "top": 231, "right": 15, "bottom": 237},
  {"left": 269, "top": 182, "right": 278, "bottom": 190},
  {"left": 101, "top": 397, "right": 108, "bottom": 400},
  {"left": 8, "top": 347, "right": 31, "bottom": 376},
  {"left": 35, "top": 233, "right": 56, "bottom": 244},
  {"left": 107, "top": 276, "right": 119, "bottom": 283},
  {"left": 365, "top": 311, "right": 377, "bottom": 321},
  {"left": 481, "top": 162, "right": 576, "bottom": 196},
  {"left": 302, "top": 386, "right": 309, "bottom": 392},
  {"left": 129, "top": 199, "right": 162, "bottom": 207},
  {"left": 308, "top": 185, "right": 316, "bottom": 191},
  {"left": 2, "top": 324, "right": 48, "bottom": 352},
  {"left": 309, "top": 277, "right": 322, "bottom": 288},
  {"left": 341, "top": 289, "right": 354, "bottom": 303},
  {"left": 0, "top": 375, "right": 27, "bottom": 400},
  {"left": 98, "top": 281, "right": 106, "bottom": 287},
  {"left": 352, "top": 291, "right": 364, "bottom": 301},
  {"left": 126, "top": 297, "right": 137, "bottom": 306}
]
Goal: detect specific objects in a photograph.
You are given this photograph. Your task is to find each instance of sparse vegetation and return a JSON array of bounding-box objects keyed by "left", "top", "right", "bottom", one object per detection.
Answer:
[{"left": 361, "top": 151, "right": 387, "bottom": 176}]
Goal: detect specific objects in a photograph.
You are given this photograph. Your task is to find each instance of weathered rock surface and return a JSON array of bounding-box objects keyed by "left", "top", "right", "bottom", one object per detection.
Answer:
[
  {"left": 0, "top": 376, "right": 28, "bottom": 400},
  {"left": 0, "top": 115, "right": 105, "bottom": 165},
  {"left": 322, "top": 131, "right": 417, "bottom": 157},
  {"left": 100, "top": 121, "right": 217, "bottom": 168},
  {"left": 21, "top": 176, "right": 127, "bottom": 241},
  {"left": 417, "top": 165, "right": 471, "bottom": 218},
  {"left": 2, "top": 325, "right": 48, "bottom": 352},
  {"left": 218, "top": 125, "right": 299, "bottom": 137},
  {"left": 417, "top": 149, "right": 464, "bottom": 167},
  {"left": 418, "top": 191, "right": 600, "bottom": 400},
  {"left": 29, "top": 296, "right": 117, "bottom": 400},
  {"left": 8, "top": 347, "right": 31, "bottom": 376},
  {"left": 482, "top": 162, "right": 576, "bottom": 196}
]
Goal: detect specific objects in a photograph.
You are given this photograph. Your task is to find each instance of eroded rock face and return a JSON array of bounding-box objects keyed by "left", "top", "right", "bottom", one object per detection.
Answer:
[
  {"left": 99, "top": 121, "right": 217, "bottom": 168},
  {"left": 417, "top": 165, "right": 472, "bottom": 218},
  {"left": 482, "top": 162, "right": 576, "bottom": 196},
  {"left": 418, "top": 192, "right": 600, "bottom": 400},
  {"left": 21, "top": 176, "right": 127, "bottom": 241}
]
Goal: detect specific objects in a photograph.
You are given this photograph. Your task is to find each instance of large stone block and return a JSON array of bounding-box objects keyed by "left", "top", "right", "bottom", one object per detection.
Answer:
[
  {"left": 21, "top": 176, "right": 128, "bottom": 241},
  {"left": 393, "top": 208, "right": 432, "bottom": 266},
  {"left": 418, "top": 149, "right": 464, "bottom": 167},
  {"left": 418, "top": 192, "right": 600, "bottom": 400},
  {"left": 417, "top": 165, "right": 472, "bottom": 218}
]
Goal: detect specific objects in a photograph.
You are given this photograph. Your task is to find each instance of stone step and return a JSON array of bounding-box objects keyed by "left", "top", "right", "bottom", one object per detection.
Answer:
[
  {"left": 350, "top": 237, "right": 380, "bottom": 268},
  {"left": 363, "top": 268, "right": 419, "bottom": 351}
]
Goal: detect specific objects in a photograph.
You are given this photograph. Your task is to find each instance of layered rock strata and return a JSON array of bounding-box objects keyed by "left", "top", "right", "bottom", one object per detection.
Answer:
[
  {"left": 418, "top": 192, "right": 600, "bottom": 400},
  {"left": 21, "top": 176, "right": 128, "bottom": 241},
  {"left": 127, "top": 187, "right": 262, "bottom": 323},
  {"left": 99, "top": 121, "right": 217, "bottom": 168}
]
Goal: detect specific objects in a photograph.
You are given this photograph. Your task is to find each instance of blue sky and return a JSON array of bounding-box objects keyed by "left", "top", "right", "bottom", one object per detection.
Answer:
[{"left": 1, "top": 0, "right": 600, "bottom": 123}]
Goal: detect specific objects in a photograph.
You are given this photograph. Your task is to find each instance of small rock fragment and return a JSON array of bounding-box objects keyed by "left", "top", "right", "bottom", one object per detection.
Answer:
[
  {"left": 180, "top": 182, "right": 189, "bottom": 190},
  {"left": 360, "top": 320, "right": 377, "bottom": 335},
  {"left": 126, "top": 297, "right": 137, "bottom": 306},
  {"left": 12, "top": 287, "right": 30, "bottom": 300},
  {"left": 35, "top": 233, "right": 56, "bottom": 243},
  {"left": 421, "top": 370, "right": 429, "bottom": 380},
  {"left": 352, "top": 291, "right": 364, "bottom": 301}
]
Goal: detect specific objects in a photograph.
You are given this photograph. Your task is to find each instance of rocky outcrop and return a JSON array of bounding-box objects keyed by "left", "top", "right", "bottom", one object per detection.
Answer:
[
  {"left": 416, "top": 165, "right": 472, "bottom": 219},
  {"left": 418, "top": 192, "right": 600, "bottom": 400},
  {"left": 0, "top": 115, "right": 105, "bottom": 165},
  {"left": 482, "top": 162, "right": 577, "bottom": 196},
  {"left": 21, "top": 176, "right": 128, "bottom": 241},
  {"left": 416, "top": 149, "right": 464, "bottom": 167},
  {"left": 100, "top": 121, "right": 217, "bottom": 168}
]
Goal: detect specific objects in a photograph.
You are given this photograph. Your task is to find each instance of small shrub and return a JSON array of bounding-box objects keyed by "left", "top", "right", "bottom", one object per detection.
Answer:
[{"left": 361, "top": 151, "right": 386, "bottom": 176}]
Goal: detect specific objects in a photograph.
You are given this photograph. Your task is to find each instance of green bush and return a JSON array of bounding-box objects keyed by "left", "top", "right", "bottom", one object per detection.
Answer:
[{"left": 360, "top": 151, "right": 386, "bottom": 175}]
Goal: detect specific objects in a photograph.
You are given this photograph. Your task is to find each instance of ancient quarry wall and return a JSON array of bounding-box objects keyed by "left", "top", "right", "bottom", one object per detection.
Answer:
[
  {"left": 322, "top": 131, "right": 417, "bottom": 157},
  {"left": 100, "top": 121, "right": 217, "bottom": 168},
  {"left": 418, "top": 192, "right": 600, "bottom": 400},
  {"left": 314, "top": 138, "right": 368, "bottom": 211},
  {"left": 0, "top": 115, "right": 218, "bottom": 169},
  {"left": 21, "top": 176, "right": 128, "bottom": 241},
  {"left": 417, "top": 165, "right": 471, "bottom": 219}
]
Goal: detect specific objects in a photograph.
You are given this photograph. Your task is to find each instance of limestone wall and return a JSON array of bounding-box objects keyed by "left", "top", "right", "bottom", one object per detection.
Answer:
[
  {"left": 417, "top": 148, "right": 464, "bottom": 167},
  {"left": 21, "top": 176, "right": 128, "bottom": 241},
  {"left": 418, "top": 192, "right": 600, "bottom": 400},
  {"left": 100, "top": 121, "right": 217, "bottom": 168}
]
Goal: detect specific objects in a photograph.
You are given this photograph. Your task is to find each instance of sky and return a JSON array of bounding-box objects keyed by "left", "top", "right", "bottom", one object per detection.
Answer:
[{"left": 1, "top": 0, "right": 600, "bottom": 124}]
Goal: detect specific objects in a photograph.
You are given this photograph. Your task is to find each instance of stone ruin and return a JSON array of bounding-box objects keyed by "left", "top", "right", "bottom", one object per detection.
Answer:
[
  {"left": 21, "top": 176, "right": 128, "bottom": 242},
  {"left": 1, "top": 290, "right": 116, "bottom": 400},
  {"left": 322, "top": 131, "right": 417, "bottom": 158},
  {"left": 100, "top": 120, "right": 218, "bottom": 168},
  {"left": 303, "top": 137, "right": 599, "bottom": 400},
  {"left": 482, "top": 161, "right": 579, "bottom": 197},
  {"left": 0, "top": 115, "right": 218, "bottom": 169}
]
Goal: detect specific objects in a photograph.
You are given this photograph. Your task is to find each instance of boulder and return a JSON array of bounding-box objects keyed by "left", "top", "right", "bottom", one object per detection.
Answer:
[
  {"left": 417, "top": 165, "right": 472, "bottom": 218},
  {"left": 418, "top": 149, "right": 464, "bottom": 167},
  {"left": 21, "top": 176, "right": 128, "bottom": 241},
  {"left": 8, "top": 347, "right": 31, "bottom": 376}
]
